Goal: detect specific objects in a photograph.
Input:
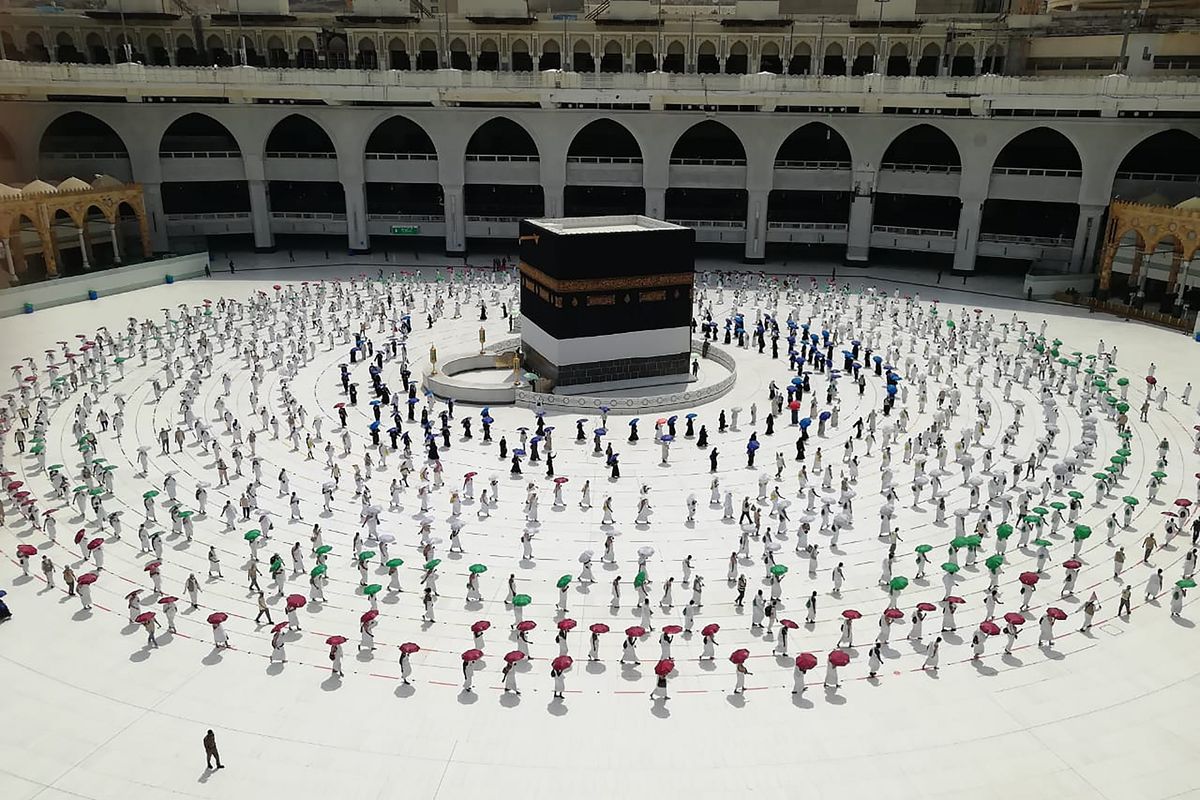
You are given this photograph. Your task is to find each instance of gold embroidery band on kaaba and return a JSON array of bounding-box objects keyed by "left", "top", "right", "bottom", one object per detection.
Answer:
[{"left": 519, "top": 261, "right": 693, "bottom": 293}]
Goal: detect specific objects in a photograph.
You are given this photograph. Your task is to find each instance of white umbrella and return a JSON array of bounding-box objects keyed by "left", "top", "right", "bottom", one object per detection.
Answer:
[
  {"left": 578, "top": 550, "right": 594, "bottom": 563},
  {"left": 637, "top": 546, "right": 655, "bottom": 558}
]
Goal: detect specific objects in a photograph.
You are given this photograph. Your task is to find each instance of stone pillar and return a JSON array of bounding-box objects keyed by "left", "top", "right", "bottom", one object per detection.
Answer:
[
  {"left": 952, "top": 198, "right": 983, "bottom": 274},
  {"left": 77, "top": 226, "right": 91, "bottom": 270},
  {"left": 1128, "top": 247, "right": 1146, "bottom": 289},
  {"left": 846, "top": 194, "right": 874, "bottom": 264},
  {"left": 442, "top": 183, "right": 466, "bottom": 256},
  {"left": 744, "top": 189, "right": 769, "bottom": 263},
  {"left": 342, "top": 178, "right": 370, "bottom": 253},
  {"left": 109, "top": 222, "right": 122, "bottom": 264},
  {"left": 140, "top": 182, "right": 170, "bottom": 253},
  {"left": 543, "top": 182, "right": 565, "bottom": 218},
  {"left": 1069, "top": 203, "right": 1106, "bottom": 274},
  {"left": 644, "top": 186, "right": 666, "bottom": 221},
  {"left": 1, "top": 239, "right": 14, "bottom": 278},
  {"left": 248, "top": 178, "right": 275, "bottom": 251}
]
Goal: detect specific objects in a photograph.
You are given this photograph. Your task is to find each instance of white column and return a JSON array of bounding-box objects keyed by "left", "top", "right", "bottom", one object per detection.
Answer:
[
  {"left": 248, "top": 179, "right": 275, "bottom": 251},
  {"left": 952, "top": 198, "right": 983, "bottom": 273},
  {"left": 140, "top": 182, "right": 170, "bottom": 253},
  {"left": 644, "top": 186, "right": 666, "bottom": 221},
  {"left": 543, "top": 181, "right": 565, "bottom": 218},
  {"left": 109, "top": 222, "right": 121, "bottom": 264},
  {"left": 443, "top": 183, "right": 466, "bottom": 255},
  {"left": 1, "top": 240, "right": 15, "bottom": 277},
  {"left": 744, "top": 189, "right": 768, "bottom": 263},
  {"left": 342, "top": 178, "right": 370, "bottom": 252},
  {"left": 846, "top": 195, "right": 874, "bottom": 264},
  {"left": 77, "top": 227, "right": 91, "bottom": 270},
  {"left": 1070, "top": 203, "right": 1106, "bottom": 274}
]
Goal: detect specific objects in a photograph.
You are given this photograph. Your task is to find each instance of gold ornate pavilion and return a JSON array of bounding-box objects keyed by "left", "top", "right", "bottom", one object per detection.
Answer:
[
  {"left": 0, "top": 175, "right": 152, "bottom": 282},
  {"left": 1097, "top": 199, "right": 1200, "bottom": 297}
]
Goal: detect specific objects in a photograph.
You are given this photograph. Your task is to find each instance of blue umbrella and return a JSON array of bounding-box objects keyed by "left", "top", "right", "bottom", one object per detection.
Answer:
[
  {"left": 481, "top": 407, "right": 491, "bottom": 417},
  {"left": 387, "top": 427, "right": 399, "bottom": 434},
  {"left": 685, "top": 413, "right": 698, "bottom": 419},
  {"left": 517, "top": 427, "right": 529, "bottom": 433},
  {"left": 594, "top": 428, "right": 607, "bottom": 436},
  {"left": 482, "top": 416, "right": 494, "bottom": 425},
  {"left": 747, "top": 440, "right": 760, "bottom": 452},
  {"left": 800, "top": 418, "right": 812, "bottom": 429},
  {"left": 407, "top": 397, "right": 419, "bottom": 405},
  {"left": 530, "top": 436, "right": 543, "bottom": 444},
  {"left": 873, "top": 355, "right": 882, "bottom": 363},
  {"left": 544, "top": 426, "right": 555, "bottom": 433},
  {"left": 819, "top": 411, "right": 832, "bottom": 421},
  {"left": 791, "top": 377, "right": 803, "bottom": 386},
  {"left": 0, "top": 589, "right": 6, "bottom": 598},
  {"left": 576, "top": 418, "right": 588, "bottom": 424},
  {"left": 851, "top": 340, "right": 860, "bottom": 346},
  {"left": 661, "top": 434, "right": 675, "bottom": 443},
  {"left": 668, "top": 416, "right": 677, "bottom": 423},
  {"left": 599, "top": 406, "right": 611, "bottom": 413},
  {"left": 535, "top": 410, "right": 546, "bottom": 418},
  {"left": 629, "top": 418, "right": 640, "bottom": 425},
  {"left": 369, "top": 421, "right": 380, "bottom": 431},
  {"left": 369, "top": 399, "right": 382, "bottom": 406},
  {"left": 513, "top": 448, "right": 526, "bottom": 457},
  {"left": 886, "top": 385, "right": 898, "bottom": 395}
]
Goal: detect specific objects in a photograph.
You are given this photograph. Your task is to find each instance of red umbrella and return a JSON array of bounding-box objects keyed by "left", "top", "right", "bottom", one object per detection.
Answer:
[
  {"left": 883, "top": 608, "right": 905, "bottom": 620},
  {"left": 135, "top": 611, "right": 156, "bottom": 624},
  {"left": 504, "top": 650, "right": 526, "bottom": 664},
  {"left": 360, "top": 609, "right": 379, "bottom": 623},
  {"left": 400, "top": 642, "right": 420, "bottom": 655},
  {"left": 334, "top": 403, "right": 346, "bottom": 409},
  {"left": 207, "top": 612, "right": 228, "bottom": 625},
  {"left": 1146, "top": 375, "right": 1157, "bottom": 385},
  {"left": 1063, "top": 559, "right": 1082, "bottom": 570},
  {"left": 841, "top": 609, "right": 862, "bottom": 620},
  {"left": 286, "top": 594, "right": 307, "bottom": 609},
  {"left": 77, "top": 572, "right": 98, "bottom": 586},
  {"left": 828, "top": 649, "right": 850, "bottom": 667},
  {"left": 1047, "top": 607, "right": 1068, "bottom": 621},
  {"left": 1175, "top": 499, "right": 1192, "bottom": 508},
  {"left": 143, "top": 561, "right": 162, "bottom": 572},
  {"left": 462, "top": 648, "right": 483, "bottom": 662},
  {"left": 701, "top": 623, "right": 720, "bottom": 636},
  {"left": 654, "top": 658, "right": 675, "bottom": 676},
  {"left": 979, "top": 621, "right": 1001, "bottom": 636},
  {"left": 1019, "top": 572, "right": 1040, "bottom": 586},
  {"left": 662, "top": 624, "right": 683, "bottom": 635},
  {"left": 271, "top": 621, "right": 289, "bottom": 633},
  {"left": 1003, "top": 612, "right": 1027, "bottom": 625},
  {"left": 464, "top": 472, "right": 477, "bottom": 479},
  {"left": 516, "top": 620, "right": 537, "bottom": 632},
  {"left": 125, "top": 589, "right": 142, "bottom": 600},
  {"left": 6, "top": 481, "right": 22, "bottom": 491},
  {"left": 325, "top": 635, "right": 347, "bottom": 646},
  {"left": 553, "top": 477, "right": 569, "bottom": 485},
  {"left": 471, "top": 620, "right": 492, "bottom": 634},
  {"left": 946, "top": 596, "right": 965, "bottom": 605},
  {"left": 589, "top": 623, "right": 610, "bottom": 634},
  {"left": 16, "top": 544, "right": 37, "bottom": 556},
  {"left": 729, "top": 648, "right": 750, "bottom": 664},
  {"left": 551, "top": 655, "right": 573, "bottom": 671},
  {"left": 158, "top": 596, "right": 178, "bottom": 605},
  {"left": 74, "top": 530, "right": 86, "bottom": 544},
  {"left": 788, "top": 400, "right": 801, "bottom": 410},
  {"left": 625, "top": 625, "right": 646, "bottom": 637},
  {"left": 557, "top": 618, "right": 577, "bottom": 631},
  {"left": 916, "top": 602, "right": 937, "bottom": 612},
  {"left": 795, "top": 652, "right": 818, "bottom": 670},
  {"left": 780, "top": 618, "right": 800, "bottom": 629}
]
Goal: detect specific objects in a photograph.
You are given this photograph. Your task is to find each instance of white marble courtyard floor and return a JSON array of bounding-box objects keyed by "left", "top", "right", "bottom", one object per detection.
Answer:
[{"left": 1, "top": 263, "right": 1200, "bottom": 800}]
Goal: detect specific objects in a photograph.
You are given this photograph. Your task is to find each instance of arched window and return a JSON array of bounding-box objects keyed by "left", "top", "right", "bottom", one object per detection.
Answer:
[
  {"left": 388, "top": 38, "right": 410, "bottom": 71},
  {"left": 726, "top": 41, "right": 748, "bottom": 75},
  {"left": 664, "top": 40, "right": 685, "bottom": 74},
  {"left": 296, "top": 36, "right": 317, "bottom": 69},
  {"left": 572, "top": 39, "right": 593, "bottom": 73},
  {"left": 823, "top": 42, "right": 845, "bottom": 76},
  {"left": 449, "top": 38, "right": 470, "bottom": 71},
  {"left": 176, "top": 34, "right": 198, "bottom": 66},
  {"left": 916, "top": 42, "right": 939, "bottom": 76},
  {"left": 56, "top": 32, "right": 83, "bottom": 64},
  {"left": 416, "top": 37, "right": 438, "bottom": 71},
  {"left": 206, "top": 34, "right": 229, "bottom": 68},
  {"left": 759, "top": 41, "right": 781, "bottom": 74},
  {"left": 358, "top": 38, "right": 378, "bottom": 70},
  {"left": 512, "top": 39, "right": 532, "bottom": 72},
  {"left": 267, "top": 35, "right": 288, "bottom": 67},
  {"left": 887, "top": 42, "right": 910, "bottom": 76},
  {"left": 540, "top": 39, "right": 561, "bottom": 71},
  {"left": 478, "top": 39, "right": 499, "bottom": 71},
  {"left": 789, "top": 42, "right": 811, "bottom": 75},
  {"left": 697, "top": 40, "right": 718, "bottom": 74},
  {"left": 852, "top": 42, "right": 875, "bottom": 76},
  {"left": 601, "top": 39, "right": 622, "bottom": 73},
  {"left": 951, "top": 43, "right": 975, "bottom": 76}
]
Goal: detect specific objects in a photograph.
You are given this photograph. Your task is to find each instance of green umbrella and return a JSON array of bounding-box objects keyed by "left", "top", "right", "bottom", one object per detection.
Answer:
[
  {"left": 30, "top": 444, "right": 45, "bottom": 455},
  {"left": 888, "top": 576, "right": 908, "bottom": 592},
  {"left": 101, "top": 464, "right": 116, "bottom": 472},
  {"left": 996, "top": 524, "right": 1014, "bottom": 539},
  {"left": 363, "top": 583, "right": 382, "bottom": 597},
  {"left": 1116, "top": 377, "right": 1129, "bottom": 386},
  {"left": 964, "top": 535, "right": 982, "bottom": 548},
  {"left": 1067, "top": 490, "right": 1084, "bottom": 499},
  {"left": 468, "top": 563, "right": 487, "bottom": 574},
  {"left": 1119, "top": 431, "right": 1134, "bottom": 439},
  {"left": 78, "top": 444, "right": 92, "bottom": 453},
  {"left": 315, "top": 545, "right": 333, "bottom": 555},
  {"left": 1116, "top": 402, "right": 1130, "bottom": 414},
  {"left": 358, "top": 550, "right": 376, "bottom": 561},
  {"left": 941, "top": 562, "right": 960, "bottom": 574},
  {"left": 1073, "top": 525, "right": 1092, "bottom": 541},
  {"left": 1106, "top": 466, "right": 1121, "bottom": 475},
  {"left": 556, "top": 574, "right": 572, "bottom": 589},
  {"left": 386, "top": 558, "right": 405, "bottom": 568},
  {"left": 771, "top": 564, "right": 789, "bottom": 577},
  {"left": 1122, "top": 496, "right": 1139, "bottom": 506},
  {"left": 143, "top": 490, "right": 159, "bottom": 499},
  {"left": 311, "top": 564, "right": 327, "bottom": 577},
  {"left": 1093, "top": 472, "right": 1109, "bottom": 481},
  {"left": 946, "top": 320, "right": 956, "bottom": 329},
  {"left": 90, "top": 457, "right": 105, "bottom": 464},
  {"left": 1031, "top": 507, "right": 1048, "bottom": 516},
  {"left": 1117, "top": 448, "right": 1132, "bottom": 457},
  {"left": 244, "top": 530, "right": 261, "bottom": 542},
  {"left": 424, "top": 558, "right": 441, "bottom": 571},
  {"left": 1033, "top": 538, "right": 1052, "bottom": 548},
  {"left": 915, "top": 544, "right": 934, "bottom": 554},
  {"left": 73, "top": 485, "right": 87, "bottom": 493},
  {"left": 1110, "top": 455, "right": 1126, "bottom": 465},
  {"left": 270, "top": 556, "right": 283, "bottom": 570},
  {"left": 950, "top": 536, "right": 971, "bottom": 549},
  {"left": 88, "top": 487, "right": 104, "bottom": 496},
  {"left": 634, "top": 570, "right": 648, "bottom": 588},
  {"left": 1177, "top": 578, "right": 1197, "bottom": 589},
  {"left": 1151, "top": 470, "right": 1167, "bottom": 479},
  {"left": 178, "top": 510, "right": 194, "bottom": 519},
  {"left": 985, "top": 554, "right": 1005, "bottom": 572},
  {"left": 512, "top": 593, "right": 532, "bottom": 607},
  {"left": 48, "top": 464, "right": 64, "bottom": 471},
  {"left": 1023, "top": 514, "right": 1042, "bottom": 524},
  {"left": 1049, "top": 501, "right": 1067, "bottom": 510}
]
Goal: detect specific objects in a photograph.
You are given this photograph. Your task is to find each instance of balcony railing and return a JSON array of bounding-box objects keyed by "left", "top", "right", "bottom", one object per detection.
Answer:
[
  {"left": 767, "top": 222, "right": 848, "bottom": 231},
  {"left": 991, "top": 166, "right": 1082, "bottom": 178},
  {"left": 166, "top": 212, "right": 250, "bottom": 221},
  {"left": 567, "top": 156, "right": 644, "bottom": 165},
  {"left": 466, "top": 215, "right": 522, "bottom": 222},
  {"left": 880, "top": 163, "right": 962, "bottom": 174},
  {"left": 872, "top": 225, "right": 955, "bottom": 237},
  {"left": 42, "top": 151, "right": 127, "bottom": 160},
  {"left": 667, "top": 219, "right": 746, "bottom": 228},
  {"left": 160, "top": 150, "right": 241, "bottom": 159},
  {"left": 979, "top": 232, "right": 1073, "bottom": 247},
  {"left": 270, "top": 212, "right": 347, "bottom": 220},
  {"left": 266, "top": 151, "right": 337, "bottom": 159},
  {"left": 367, "top": 213, "right": 445, "bottom": 222},
  {"left": 365, "top": 153, "right": 439, "bottom": 161},
  {"left": 669, "top": 158, "right": 747, "bottom": 167},
  {"left": 1115, "top": 171, "right": 1200, "bottom": 183},
  {"left": 774, "top": 160, "right": 851, "bottom": 170},
  {"left": 465, "top": 154, "right": 539, "bottom": 163}
]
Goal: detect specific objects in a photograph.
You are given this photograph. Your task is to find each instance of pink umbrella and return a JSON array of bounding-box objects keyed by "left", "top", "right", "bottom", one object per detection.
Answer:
[
  {"left": 841, "top": 609, "right": 862, "bottom": 620},
  {"left": 135, "top": 611, "right": 156, "bottom": 624},
  {"left": 516, "top": 620, "right": 537, "bottom": 632},
  {"left": 946, "top": 596, "right": 966, "bottom": 605},
  {"left": 16, "top": 544, "right": 37, "bottom": 556},
  {"left": 654, "top": 658, "right": 675, "bottom": 676},
  {"left": 1146, "top": 375, "right": 1157, "bottom": 385},
  {"left": 780, "top": 618, "right": 800, "bottom": 629},
  {"left": 87, "top": 538, "right": 104, "bottom": 551},
  {"left": 471, "top": 620, "right": 491, "bottom": 634},
  {"left": 286, "top": 594, "right": 307, "bottom": 608},
  {"left": 1063, "top": 559, "right": 1082, "bottom": 570},
  {"left": 1046, "top": 607, "right": 1068, "bottom": 621},
  {"left": 553, "top": 477, "right": 569, "bottom": 485},
  {"left": 1003, "top": 612, "right": 1027, "bottom": 625},
  {"left": 625, "top": 625, "right": 646, "bottom": 637},
  {"left": 207, "top": 612, "right": 228, "bottom": 625},
  {"left": 662, "top": 624, "right": 683, "bottom": 635},
  {"left": 125, "top": 590, "right": 142, "bottom": 600},
  {"left": 701, "top": 623, "right": 720, "bottom": 636},
  {"left": 916, "top": 602, "right": 937, "bottom": 612},
  {"left": 143, "top": 561, "right": 162, "bottom": 572},
  {"left": 729, "top": 648, "right": 750, "bottom": 664},
  {"left": 271, "top": 622, "right": 289, "bottom": 633},
  {"left": 462, "top": 649, "right": 483, "bottom": 662},
  {"left": 828, "top": 649, "right": 850, "bottom": 667},
  {"left": 504, "top": 650, "right": 526, "bottom": 664},
  {"left": 883, "top": 608, "right": 905, "bottom": 620},
  {"left": 399, "top": 642, "right": 420, "bottom": 655},
  {"left": 795, "top": 652, "right": 818, "bottom": 670},
  {"left": 157, "top": 596, "right": 178, "bottom": 605},
  {"left": 1176, "top": 499, "right": 1192, "bottom": 508},
  {"left": 464, "top": 471, "right": 477, "bottom": 479},
  {"left": 589, "top": 623, "right": 610, "bottom": 634},
  {"left": 979, "top": 621, "right": 1001, "bottom": 636},
  {"left": 361, "top": 610, "right": 379, "bottom": 623},
  {"left": 551, "top": 655, "right": 574, "bottom": 671},
  {"left": 77, "top": 572, "right": 98, "bottom": 586},
  {"left": 557, "top": 618, "right": 577, "bottom": 631},
  {"left": 1019, "top": 572, "right": 1039, "bottom": 586},
  {"left": 325, "top": 636, "right": 347, "bottom": 646}
]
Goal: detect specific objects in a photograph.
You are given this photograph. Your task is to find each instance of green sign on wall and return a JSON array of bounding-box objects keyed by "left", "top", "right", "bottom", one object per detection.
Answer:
[{"left": 390, "top": 225, "right": 421, "bottom": 235}]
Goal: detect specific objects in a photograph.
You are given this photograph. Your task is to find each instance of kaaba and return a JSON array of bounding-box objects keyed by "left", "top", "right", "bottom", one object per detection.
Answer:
[{"left": 518, "top": 215, "right": 695, "bottom": 390}]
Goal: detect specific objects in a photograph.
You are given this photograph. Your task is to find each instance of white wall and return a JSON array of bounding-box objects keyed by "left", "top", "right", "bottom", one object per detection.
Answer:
[{"left": 522, "top": 318, "right": 691, "bottom": 365}]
